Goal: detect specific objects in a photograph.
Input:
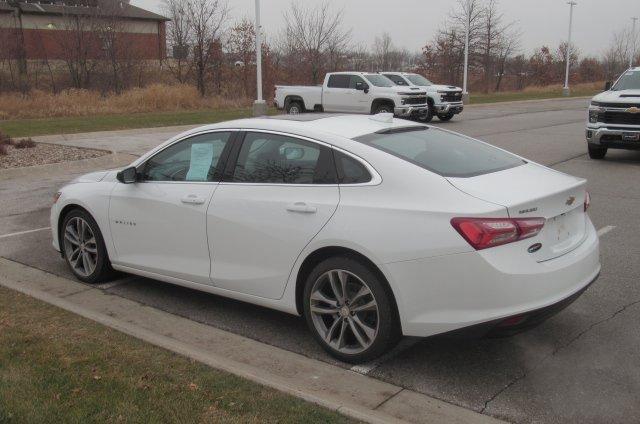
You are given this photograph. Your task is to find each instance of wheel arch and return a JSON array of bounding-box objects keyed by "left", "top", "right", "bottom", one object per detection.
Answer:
[
  {"left": 370, "top": 98, "right": 396, "bottom": 114},
  {"left": 284, "top": 95, "right": 306, "bottom": 111},
  {"left": 294, "top": 246, "right": 400, "bottom": 323}
]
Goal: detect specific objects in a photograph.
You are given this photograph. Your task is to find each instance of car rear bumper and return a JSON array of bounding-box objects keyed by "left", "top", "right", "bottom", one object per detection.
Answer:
[
  {"left": 394, "top": 105, "right": 429, "bottom": 118},
  {"left": 385, "top": 217, "right": 600, "bottom": 337},
  {"left": 586, "top": 125, "right": 640, "bottom": 149}
]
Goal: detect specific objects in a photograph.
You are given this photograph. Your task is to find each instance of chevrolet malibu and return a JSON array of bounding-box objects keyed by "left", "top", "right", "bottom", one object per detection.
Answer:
[{"left": 51, "top": 114, "right": 601, "bottom": 363}]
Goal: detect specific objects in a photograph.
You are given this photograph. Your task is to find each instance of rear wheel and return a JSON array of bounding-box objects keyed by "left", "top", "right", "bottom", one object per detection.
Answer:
[
  {"left": 303, "top": 257, "right": 401, "bottom": 363},
  {"left": 286, "top": 101, "right": 303, "bottom": 115},
  {"left": 437, "top": 111, "right": 455, "bottom": 121},
  {"left": 588, "top": 144, "right": 607, "bottom": 159},
  {"left": 61, "top": 209, "right": 114, "bottom": 284}
]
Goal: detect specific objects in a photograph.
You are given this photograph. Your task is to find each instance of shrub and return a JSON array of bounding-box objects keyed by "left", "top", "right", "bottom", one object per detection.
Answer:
[
  {"left": 0, "top": 144, "right": 8, "bottom": 156},
  {"left": 14, "top": 138, "right": 36, "bottom": 149},
  {"left": 0, "top": 131, "right": 12, "bottom": 145}
]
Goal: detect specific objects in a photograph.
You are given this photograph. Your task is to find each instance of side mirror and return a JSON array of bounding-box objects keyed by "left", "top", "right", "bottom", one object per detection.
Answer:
[
  {"left": 116, "top": 166, "right": 138, "bottom": 184},
  {"left": 355, "top": 82, "right": 370, "bottom": 93},
  {"left": 605, "top": 81, "right": 612, "bottom": 91}
]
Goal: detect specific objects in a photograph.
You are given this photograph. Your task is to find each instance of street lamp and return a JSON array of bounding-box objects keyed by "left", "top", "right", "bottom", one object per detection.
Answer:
[
  {"left": 562, "top": 1, "right": 577, "bottom": 97},
  {"left": 252, "top": 0, "right": 267, "bottom": 116},
  {"left": 630, "top": 17, "right": 638, "bottom": 68},
  {"left": 462, "top": 0, "right": 470, "bottom": 103}
]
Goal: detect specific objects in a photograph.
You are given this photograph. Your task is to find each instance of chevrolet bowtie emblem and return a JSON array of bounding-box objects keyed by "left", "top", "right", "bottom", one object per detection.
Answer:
[
  {"left": 626, "top": 106, "right": 640, "bottom": 114},
  {"left": 565, "top": 196, "right": 576, "bottom": 206}
]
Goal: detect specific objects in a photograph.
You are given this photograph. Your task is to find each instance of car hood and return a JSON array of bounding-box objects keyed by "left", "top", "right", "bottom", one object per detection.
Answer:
[
  {"left": 592, "top": 89, "right": 640, "bottom": 104},
  {"left": 412, "top": 84, "right": 462, "bottom": 92},
  {"left": 69, "top": 169, "right": 120, "bottom": 184},
  {"left": 379, "top": 86, "right": 427, "bottom": 96}
]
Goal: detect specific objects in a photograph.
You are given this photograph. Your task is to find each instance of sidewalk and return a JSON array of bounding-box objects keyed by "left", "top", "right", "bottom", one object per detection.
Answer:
[{"left": 0, "top": 257, "right": 504, "bottom": 424}]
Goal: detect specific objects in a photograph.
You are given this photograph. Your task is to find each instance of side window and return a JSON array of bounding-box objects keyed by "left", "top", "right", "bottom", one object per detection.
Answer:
[
  {"left": 334, "top": 151, "right": 372, "bottom": 184},
  {"left": 384, "top": 74, "right": 407, "bottom": 86},
  {"left": 327, "top": 74, "right": 350, "bottom": 88},
  {"left": 142, "top": 132, "right": 231, "bottom": 182},
  {"left": 233, "top": 132, "right": 337, "bottom": 184},
  {"left": 349, "top": 75, "right": 366, "bottom": 89}
]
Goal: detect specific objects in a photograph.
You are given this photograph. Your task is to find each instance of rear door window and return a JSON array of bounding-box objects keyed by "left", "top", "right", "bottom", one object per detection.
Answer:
[
  {"left": 327, "top": 75, "right": 350, "bottom": 88},
  {"left": 353, "top": 127, "right": 525, "bottom": 178},
  {"left": 232, "top": 132, "right": 337, "bottom": 184}
]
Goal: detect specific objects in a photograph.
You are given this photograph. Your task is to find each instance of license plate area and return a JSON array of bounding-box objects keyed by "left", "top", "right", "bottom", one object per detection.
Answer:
[
  {"left": 535, "top": 207, "right": 586, "bottom": 262},
  {"left": 622, "top": 132, "right": 640, "bottom": 141}
]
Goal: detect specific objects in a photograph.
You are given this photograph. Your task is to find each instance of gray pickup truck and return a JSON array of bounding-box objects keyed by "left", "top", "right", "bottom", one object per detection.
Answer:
[{"left": 586, "top": 67, "right": 640, "bottom": 159}]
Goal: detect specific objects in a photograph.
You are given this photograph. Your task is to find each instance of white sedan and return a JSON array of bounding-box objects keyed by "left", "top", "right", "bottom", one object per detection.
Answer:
[{"left": 51, "top": 114, "right": 601, "bottom": 363}]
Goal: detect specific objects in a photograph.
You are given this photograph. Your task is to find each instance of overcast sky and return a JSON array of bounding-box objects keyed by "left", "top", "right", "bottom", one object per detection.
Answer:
[{"left": 132, "top": 0, "right": 639, "bottom": 57}]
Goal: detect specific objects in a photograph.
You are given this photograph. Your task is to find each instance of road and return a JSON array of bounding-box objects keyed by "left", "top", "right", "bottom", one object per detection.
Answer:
[{"left": 2, "top": 97, "right": 639, "bottom": 423}]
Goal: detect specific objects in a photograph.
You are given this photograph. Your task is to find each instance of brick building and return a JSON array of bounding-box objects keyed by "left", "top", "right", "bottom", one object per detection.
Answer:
[{"left": 0, "top": 0, "right": 169, "bottom": 61}]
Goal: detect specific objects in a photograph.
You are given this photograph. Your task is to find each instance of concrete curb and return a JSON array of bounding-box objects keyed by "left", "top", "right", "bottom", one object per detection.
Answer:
[
  {"left": 0, "top": 258, "right": 505, "bottom": 424},
  {"left": 0, "top": 152, "right": 137, "bottom": 181}
]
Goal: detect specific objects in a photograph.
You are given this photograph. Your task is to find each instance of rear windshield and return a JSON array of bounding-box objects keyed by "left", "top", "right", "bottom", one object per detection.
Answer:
[{"left": 353, "top": 127, "right": 525, "bottom": 178}]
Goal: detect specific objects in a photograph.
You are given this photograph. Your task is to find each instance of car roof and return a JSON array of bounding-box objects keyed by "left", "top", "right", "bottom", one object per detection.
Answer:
[{"left": 183, "top": 114, "right": 425, "bottom": 141}]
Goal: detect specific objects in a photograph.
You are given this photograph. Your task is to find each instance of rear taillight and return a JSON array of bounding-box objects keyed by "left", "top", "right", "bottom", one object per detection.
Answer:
[
  {"left": 584, "top": 191, "right": 590, "bottom": 212},
  {"left": 451, "top": 217, "right": 545, "bottom": 250}
]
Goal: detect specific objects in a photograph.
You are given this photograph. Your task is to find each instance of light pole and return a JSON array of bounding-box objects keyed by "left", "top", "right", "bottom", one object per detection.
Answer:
[
  {"left": 563, "top": 1, "right": 577, "bottom": 97},
  {"left": 630, "top": 17, "right": 638, "bottom": 68},
  {"left": 462, "top": 0, "right": 470, "bottom": 103},
  {"left": 252, "top": 0, "right": 267, "bottom": 116}
]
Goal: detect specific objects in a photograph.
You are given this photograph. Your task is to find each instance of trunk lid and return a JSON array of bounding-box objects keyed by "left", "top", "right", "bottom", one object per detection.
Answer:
[{"left": 447, "top": 163, "right": 588, "bottom": 261}]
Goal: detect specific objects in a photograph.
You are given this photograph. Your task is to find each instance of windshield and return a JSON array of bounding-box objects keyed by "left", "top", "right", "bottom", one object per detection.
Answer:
[
  {"left": 612, "top": 69, "right": 640, "bottom": 91},
  {"left": 364, "top": 74, "right": 394, "bottom": 87},
  {"left": 406, "top": 74, "right": 433, "bottom": 86},
  {"left": 353, "top": 127, "right": 525, "bottom": 178}
]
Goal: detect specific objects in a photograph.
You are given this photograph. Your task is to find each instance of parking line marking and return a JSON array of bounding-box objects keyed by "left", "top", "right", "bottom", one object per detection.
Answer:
[
  {"left": 597, "top": 225, "right": 616, "bottom": 237},
  {"left": 0, "top": 227, "right": 51, "bottom": 240}
]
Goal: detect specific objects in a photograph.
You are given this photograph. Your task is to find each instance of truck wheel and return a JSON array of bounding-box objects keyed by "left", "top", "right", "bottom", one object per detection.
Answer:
[
  {"left": 588, "top": 144, "right": 607, "bottom": 159},
  {"left": 418, "top": 106, "right": 434, "bottom": 123},
  {"left": 373, "top": 103, "right": 393, "bottom": 114},
  {"left": 437, "top": 112, "right": 455, "bottom": 122},
  {"left": 286, "top": 101, "right": 303, "bottom": 115}
]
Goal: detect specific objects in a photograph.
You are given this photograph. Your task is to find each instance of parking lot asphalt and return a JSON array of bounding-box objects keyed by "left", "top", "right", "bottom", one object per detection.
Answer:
[{"left": 2, "top": 97, "right": 639, "bottom": 423}]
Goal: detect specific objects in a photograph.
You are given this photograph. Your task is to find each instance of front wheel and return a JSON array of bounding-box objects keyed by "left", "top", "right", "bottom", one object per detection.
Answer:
[
  {"left": 62, "top": 209, "right": 114, "bottom": 284},
  {"left": 417, "top": 106, "right": 434, "bottom": 123},
  {"left": 588, "top": 144, "right": 607, "bottom": 159},
  {"left": 373, "top": 103, "right": 394, "bottom": 115},
  {"left": 303, "top": 257, "right": 401, "bottom": 363},
  {"left": 437, "top": 112, "right": 455, "bottom": 121}
]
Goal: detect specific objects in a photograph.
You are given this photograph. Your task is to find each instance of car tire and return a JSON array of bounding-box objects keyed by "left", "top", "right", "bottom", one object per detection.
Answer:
[
  {"left": 373, "top": 103, "right": 394, "bottom": 115},
  {"left": 418, "top": 105, "right": 434, "bottom": 123},
  {"left": 303, "top": 256, "right": 401, "bottom": 364},
  {"left": 588, "top": 144, "right": 607, "bottom": 159},
  {"left": 61, "top": 209, "right": 115, "bottom": 284},
  {"left": 437, "top": 112, "right": 455, "bottom": 121},
  {"left": 286, "top": 101, "right": 303, "bottom": 115}
]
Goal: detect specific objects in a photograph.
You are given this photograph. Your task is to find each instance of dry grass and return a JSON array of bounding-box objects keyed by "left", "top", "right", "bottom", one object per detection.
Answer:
[
  {"left": 471, "top": 81, "right": 604, "bottom": 104},
  {"left": 0, "top": 84, "right": 253, "bottom": 120}
]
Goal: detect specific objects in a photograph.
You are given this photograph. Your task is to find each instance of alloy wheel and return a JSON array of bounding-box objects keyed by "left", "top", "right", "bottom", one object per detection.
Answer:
[
  {"left": 309, "top": 269, "right": 379, "bottom": 354},
  {"left": 63, "top": 217, "right": 98, "bottom": 277}
]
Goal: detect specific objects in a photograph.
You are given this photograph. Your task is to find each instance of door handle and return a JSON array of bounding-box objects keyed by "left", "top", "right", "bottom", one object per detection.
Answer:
[
  {"left": 181, "top": 194, "right": 206, "bottom": 205},
  {"left": 286, "top": 202, "right": 317, "bottom": 214}
]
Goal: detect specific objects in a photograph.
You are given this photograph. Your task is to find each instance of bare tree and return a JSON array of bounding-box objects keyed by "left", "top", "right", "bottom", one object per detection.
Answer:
[
  {"left": 282, "top": 0, "right": 351, "bottom": 84},
  {"left": 56, "top": 6, "right": 99, "bottom": 89},
  {"left": 184, "top": 0, "right": 228, "bottom": 95},
  {"left": 164, "top": 0, "right": 193, "bottom": 83},
  {"left": 494, "top": 26, "right": 521, "bottom": 91},
  {"left": 227, "top": 18, "right": 255, "bottom": 97}
]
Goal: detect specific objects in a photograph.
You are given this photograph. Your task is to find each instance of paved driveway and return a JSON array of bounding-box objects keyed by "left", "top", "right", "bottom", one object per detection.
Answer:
[{"left": 3, "top": 97, "right": 639, "bottom": 423}]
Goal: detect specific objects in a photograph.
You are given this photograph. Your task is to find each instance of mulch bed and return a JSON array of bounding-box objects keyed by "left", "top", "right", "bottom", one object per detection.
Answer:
[{"left": 0, "top": 143, "right": 109, "bottom": 169}]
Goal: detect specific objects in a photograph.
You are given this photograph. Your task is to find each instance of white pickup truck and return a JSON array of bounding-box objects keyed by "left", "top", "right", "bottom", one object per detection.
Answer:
[
  {"left": 381, "top": 72, "right": 464, "bottom": 122},
  {"left": 274, "top": 72, "right": 429, "bottom": 119},
  {"left": 586, "top": 67, "right": 640, "bottom": 159}
]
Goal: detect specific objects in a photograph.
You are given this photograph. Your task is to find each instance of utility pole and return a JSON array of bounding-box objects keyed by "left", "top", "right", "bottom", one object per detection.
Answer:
[
  {"left": 462, "top": 0, "right": 470, "bottom": 103},
  {"left": 631, "top": 17, "right": 638, "bottom": 68},
  {"left": 563, "top": 1, "right": 577, "bottom": 97},
  {"left": 252, "top": 0, "right": 267, "bottom": 116}
]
